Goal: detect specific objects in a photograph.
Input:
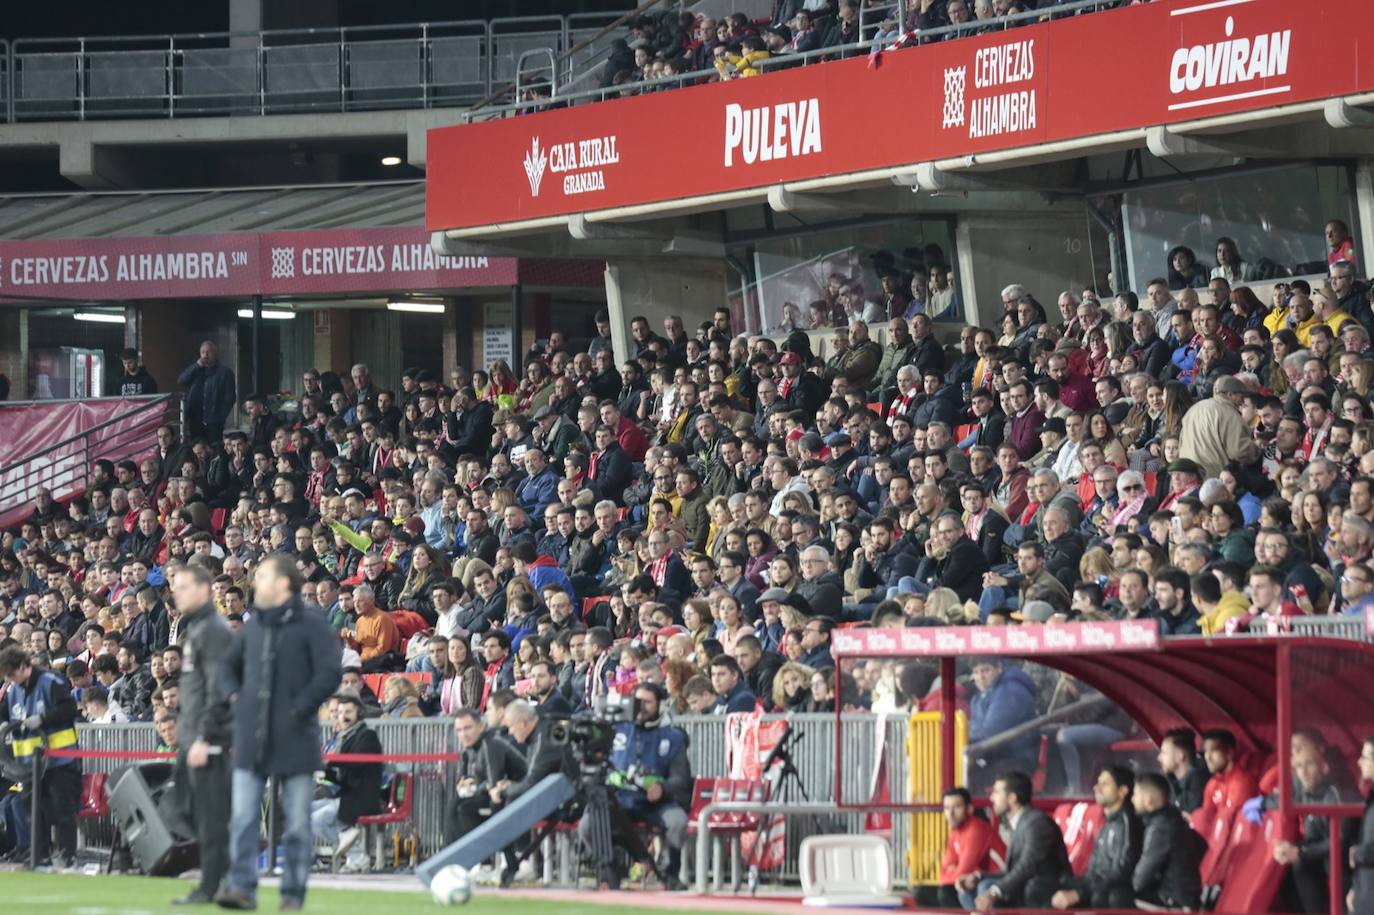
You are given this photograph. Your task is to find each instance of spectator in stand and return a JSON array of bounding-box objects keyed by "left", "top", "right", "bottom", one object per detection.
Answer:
[
  {"left": 177, "top": 340, "right": 236, "bottom": 442},
  {"left": 110, "top": 348, "right": 158, "bottom": 397},
  {"left": 1156, "top": 727, "right": 1208, "bottom": 817},
  {"left": 968, "top": 657, "right": 1038, "bottom": 792},
  {"left": 1191, "top": 728, "right": 1258, "bottom": 840}
]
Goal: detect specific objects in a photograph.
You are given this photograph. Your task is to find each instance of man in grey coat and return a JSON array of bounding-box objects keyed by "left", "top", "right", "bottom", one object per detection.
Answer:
[
  {"left": 169, "top": 564, "right": 235, "bottom": 906},
  {"left": 216, "top": 555, "right": 341, "bottom": 911}
]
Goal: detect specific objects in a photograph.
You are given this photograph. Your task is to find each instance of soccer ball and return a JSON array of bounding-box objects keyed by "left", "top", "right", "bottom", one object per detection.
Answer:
[{"left": 430, "top": 864, "right": 474, "bottom": 906}]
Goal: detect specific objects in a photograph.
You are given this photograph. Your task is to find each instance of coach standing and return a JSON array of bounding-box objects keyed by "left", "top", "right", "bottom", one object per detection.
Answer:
[
  {"left": 169, "top": 565, "right": 234, "bottom": 906},
  {"left": 216, "top": 555, "right": 341, "bottom": 912}
]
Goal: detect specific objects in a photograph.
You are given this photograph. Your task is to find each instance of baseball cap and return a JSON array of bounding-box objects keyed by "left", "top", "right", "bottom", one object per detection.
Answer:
[{"left": 1042, "top": 417, "right": 1066, "bottom": 436}]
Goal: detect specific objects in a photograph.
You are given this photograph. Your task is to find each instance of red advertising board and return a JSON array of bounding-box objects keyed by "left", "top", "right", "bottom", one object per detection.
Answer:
[
  {"left": 0, "top": 398, "right": 164, "bottom": 529},
  {"left": 427, "top": 0, "right": 1370, "bottom": 232},
  {"left": 0, "top": 226, "right": 594, "bottom": 302},
  {"left": 830, "top": 620, "right": 1162, "bottom": 657}
]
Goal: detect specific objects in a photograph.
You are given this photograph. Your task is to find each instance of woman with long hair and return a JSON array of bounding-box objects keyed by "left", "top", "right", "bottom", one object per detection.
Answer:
[
  {"left": 486, "top": 360, "right": 518, "bottom": 404},
  {"left": 714, "top": 593, "right": 754, "bottom": 657},
  {"left": 1208, "top": 500, "right": 1255, "bottom": 565},
  {"left": 772, "top": 662, "right": 817, "bottom": 712},
  {"left": 705, "top": 496, "right": 733, "bottom": 558},
  {"left": 743, "top": 528, "right": 778, "bottom": 590},
  {"left": 1160, "top": 382, "right": 1194, "bottom": 442},
  {"left": 439, "top": 634, "right": 484, "bottom": 716},
  {"left": 398, "top": 543, "right": 443, "bottom": 623},
  {"left": 382, "top": 675, "right": 424, "bottom": 718},
  {"left": 1085, "top": 410, "right": 1127, "bottom": 467},
  {"left": 1166, "top": 244, "right": 1209, "bottom": 290},
  {"left": 1085, "top": 326, "right": 1111, "bottom": 380},
  {"left": 664, "top": 658, "right": 702, "bottom": 715},
  {"left": 1211, "top": 237, "right": 1255, "bottom": 285},
  {"left": 682, "top": 598, "right": 715, "bottom": 652},
  {"left": 1226, "top": 286, "right": 1266, "bottom": 332},
  {"left": 1269, "top": 330, "right": 1301, "bottom": 397}
]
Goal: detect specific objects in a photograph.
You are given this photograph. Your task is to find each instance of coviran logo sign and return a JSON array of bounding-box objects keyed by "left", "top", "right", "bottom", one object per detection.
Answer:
[{"left": 1167, "top": 14, "right": 1291, "bottom": 111}]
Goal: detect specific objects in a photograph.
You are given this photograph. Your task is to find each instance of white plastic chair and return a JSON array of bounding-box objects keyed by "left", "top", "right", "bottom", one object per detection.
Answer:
[{"left": 799, "top": 834, "right": 905, "bottom": 908}]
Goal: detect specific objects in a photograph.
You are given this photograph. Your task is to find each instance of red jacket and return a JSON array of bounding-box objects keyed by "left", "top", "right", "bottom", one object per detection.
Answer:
[
  {"left": 616, "top": 416, "right": 649, "bottom": 462},
  {"left": 939, "top": 814, "right": 1005, "bottom": 884},
  {"left": 1193, "top": 763, "right": 1258, "bottom": 838}
]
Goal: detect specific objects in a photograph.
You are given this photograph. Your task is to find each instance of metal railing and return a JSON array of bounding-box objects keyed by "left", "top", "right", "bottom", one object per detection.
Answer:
[
  {"left": 73, "top": 712, "right": 908, "bottom": 884},
  {"left": 0, "top": 394, "right": 180, "bottom": 514},
  {"left": 462, "top": 0, "right": 1125, "bottom": 122},
  {"left": 0, "top": 0, "right": 1128, "bottom": 124}
]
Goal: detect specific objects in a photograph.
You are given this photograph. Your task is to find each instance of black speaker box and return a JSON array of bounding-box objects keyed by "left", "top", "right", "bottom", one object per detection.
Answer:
[{"left": 108, "top": 762, "right": 199, "bottom": 876}]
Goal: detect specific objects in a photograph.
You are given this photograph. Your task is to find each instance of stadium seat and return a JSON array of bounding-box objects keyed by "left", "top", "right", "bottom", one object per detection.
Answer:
[
  {"left": 77, "top": 771, "right": 110, "bottom": 850},
  {"left": 686, "top": 777, "right": 769, "bottom": 892},
  {"left": 1198, "top": 803, "right": 1239, "bottom": 888},
  {"left": 582, "top": 595, "right": 610, "bottom": 622},
  {"left": 1052, "top": 801, "right": 1104, "bottom": 876},
  {"left": 354, "top": 773, "right": 414, "bottom": 871},
  {"left": 799, "top": 834, "right": 904, "bottom": 908},
  {"left": 1212, "top": 812, "right": 1285, "bottom": 913}
]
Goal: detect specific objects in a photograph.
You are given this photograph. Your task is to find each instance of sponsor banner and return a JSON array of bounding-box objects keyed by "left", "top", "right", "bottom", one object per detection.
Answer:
[
  {"left": 0, "top": 226, "right": 532, "bottom": 301},
  {"left": 0, "top": 398, "right": 162, "bottom": 529},
  {"left": 831, "top": 620, "right": 1162, "bottom": 657},
  {"left": 427, "top": 0, "right": 1368, "bottom": 231}
]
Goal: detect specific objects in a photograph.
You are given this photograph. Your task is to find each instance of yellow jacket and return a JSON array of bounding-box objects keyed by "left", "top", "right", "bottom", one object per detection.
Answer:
[
  {"left": 716, "top": 49, "right": 770, "bottom": 79},
  {"left": 1200, "top": 590, "right": 1250, "bottom": 636}
]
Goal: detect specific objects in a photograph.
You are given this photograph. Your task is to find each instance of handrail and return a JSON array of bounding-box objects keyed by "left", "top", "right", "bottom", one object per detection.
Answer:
[
  {"left": 463, "top": 0, "right": 1122, "bottom": 122},
  {"left": 465, "top": 0, "right": 677, "bottom": 114},
  {"left": 0, "top": 395, "right": 180, "bottom": 522}
]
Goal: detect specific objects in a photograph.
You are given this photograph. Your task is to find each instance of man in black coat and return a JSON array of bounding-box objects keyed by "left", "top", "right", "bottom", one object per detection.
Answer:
[
  {"left": 734, "top": 636, "right": 784, "bottom": 712},
  {"left": 778, "top": 351, "right": 826, "bottom": 419},
  {"left": 973, "top": 771, "right": 1072, "bottom": 910},
  {"left": 446, "top": 388, "right": 495, "bottom": 458},
  {"left": 169, "top": 565, "right": 235, "bottom": 906},
  {"left": 914, "top": 516, "right": 991, "bottom": 603},
  {"left": 588, "top": 425, "right": 633, "bottom": 504},
  {"left": 317, "top": 691, "right": 383, "bottom": 867},
  {"left": 960, "top": 483, "right": 1010, "bottom": 566},
  {"left": 501, "top": 700, "right": 575, "bottom": 804},
  {"left": 1029, "top": 765, "right": 1143, "bottom": 909},
  {"left": 796, "top": 545, "right": 844, "bottom": 617},
  {"left": 1130, "top": 773, "right": 1206, "bottom": 910},
  {"left": 447, "top": 708, "right": 528, "bottom": 842},
  {"left": 217, "top": 555, "right": 342, "bottom": 911}
]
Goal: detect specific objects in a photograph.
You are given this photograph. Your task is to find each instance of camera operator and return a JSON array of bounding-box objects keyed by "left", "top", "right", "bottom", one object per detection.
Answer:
[
  {"left": 493, "top": 700, "right": 579, "bottom": 881},
  {"left": 446, "top": 707, "right": 527, "bottom": 867},
  {"left": 598, "top": 683, "right": 692, "bottom": 890}
]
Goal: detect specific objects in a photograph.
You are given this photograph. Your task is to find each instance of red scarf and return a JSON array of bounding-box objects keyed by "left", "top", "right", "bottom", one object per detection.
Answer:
[{"left": 650, "top": 554, "right": 670, "bottom": 587}]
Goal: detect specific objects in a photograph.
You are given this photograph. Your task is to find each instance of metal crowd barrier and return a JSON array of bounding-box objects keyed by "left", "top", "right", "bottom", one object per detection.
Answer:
[{"left": 74, "top": 712, "right": 912, "bottom": 884}]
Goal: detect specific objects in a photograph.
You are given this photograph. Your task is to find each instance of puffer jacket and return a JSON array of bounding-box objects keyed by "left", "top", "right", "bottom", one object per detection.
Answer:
[{"left": 1079, "top": 805, "right": 1143, "bottom": 904}]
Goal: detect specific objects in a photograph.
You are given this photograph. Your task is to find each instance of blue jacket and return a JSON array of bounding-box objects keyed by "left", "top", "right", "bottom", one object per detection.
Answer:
[
  {"left": 970, "top": 666, "right": 1038, "bottom": 764},
  {"left": 610, "top": 721, "right": 690, "bottom": 811},
  {"left": 715, "top": 680, "right": 757, "bottom": 715},
  {"left": 176, "top": 360, "right": 237, "bottom": 429},
  {"left": 517, "top": 466, "right": 560, "bottom": 518},
  {"left": 6, "top": 667, "right": 80, "bottom": 766}
]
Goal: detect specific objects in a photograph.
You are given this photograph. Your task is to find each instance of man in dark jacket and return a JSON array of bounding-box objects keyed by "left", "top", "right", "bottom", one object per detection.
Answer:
[
  {"left": 588, "top": 425, "right": 633, "bottom": 503},
  {"left": 217, "top": 554, "right": 342, "bottom": 911},
  {"left": 797, "top": 545, "right": 844, "bottom": 617},
  {"left": 710, "top": 656, "right": 757, "bottom": 714},
  {"left": 501, "top": 700, "right": 575, "bottom": 803},
  {"left": 110, "top": 347, "right": 158, "bottom": 397},
  {"left": 446, "top": 388, "right": 494, "bottom": 457},
  {"left": 447, "top": 707, "right": 528, "bottom": 841},
  {"left": 1030, "top": 765, "right": 1143, "bottom": 908},
  {"left": 734, "top": 636, "right": 783, "bottom": 712},
  {"left": 315, "top": 691, "right": 382, "bottom": 867},
  {"left": 1130, "top": 773, "right": 1206, "bottom": 910},
  {"left": 169, "top": 564, "right": 235, "bottom": 905},
  {"left": 968, "top": 659, "right": 1038, "bottom": 793},
  {"left": 778, "top": 351, "right": 826, "bottom": 419},
  {"left": 912, "top": 516, "right": 990, "bottom": 603},
  {"left": 177, "top": 340, "right": 237, "bottom": 442},
  {"left": 973, "top": 771, "right": 1071, "bottom": 910}
]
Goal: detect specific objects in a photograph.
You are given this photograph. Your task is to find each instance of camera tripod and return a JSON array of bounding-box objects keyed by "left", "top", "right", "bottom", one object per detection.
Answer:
[{"left": 744, "top": 725, "right": 820, "bottom": 894}]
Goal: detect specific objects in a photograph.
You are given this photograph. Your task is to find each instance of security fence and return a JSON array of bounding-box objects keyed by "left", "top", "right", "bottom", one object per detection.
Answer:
[{"left": 74, "top": 712, "right": 913, "bottom": 885}]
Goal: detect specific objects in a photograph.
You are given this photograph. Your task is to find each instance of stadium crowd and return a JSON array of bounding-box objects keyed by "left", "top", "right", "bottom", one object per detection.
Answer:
[
  {"left": 1, "top": 214, "right": 1373, "bottom": 906},
  {"left": 568, "top": 0, "right": 1142, "bottom": 98}
]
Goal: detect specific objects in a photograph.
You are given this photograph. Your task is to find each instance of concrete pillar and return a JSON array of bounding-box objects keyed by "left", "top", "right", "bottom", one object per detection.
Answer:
[
  {"left": 0, "top": 309, "right": 29, "bottom": 400},
  {"left": 1355, "top": 160, "right": 1374, "bottom": 275},
  {"left": 309, "top": 309, "right": 352, "bottom": 375},
  {"left": 602, "top": 256, "right": 731, "bottom": 364}
]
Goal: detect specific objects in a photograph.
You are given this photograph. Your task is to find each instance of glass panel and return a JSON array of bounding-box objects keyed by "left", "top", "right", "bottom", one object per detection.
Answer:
[
  {"left": 744, "top": 218, "right": 959, "bottom": 334},
  {"left": 1121, "top": 164, "right": 1356, "bottom": 289}
]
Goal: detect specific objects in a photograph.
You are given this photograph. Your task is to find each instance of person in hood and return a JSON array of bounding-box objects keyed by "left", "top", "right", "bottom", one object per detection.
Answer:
[
  {"left": 969, "top": 657, "right": 1039, "bottom": 793},
  {"left": 217, "top": 554, "right": 341, "bottom": 911}
]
